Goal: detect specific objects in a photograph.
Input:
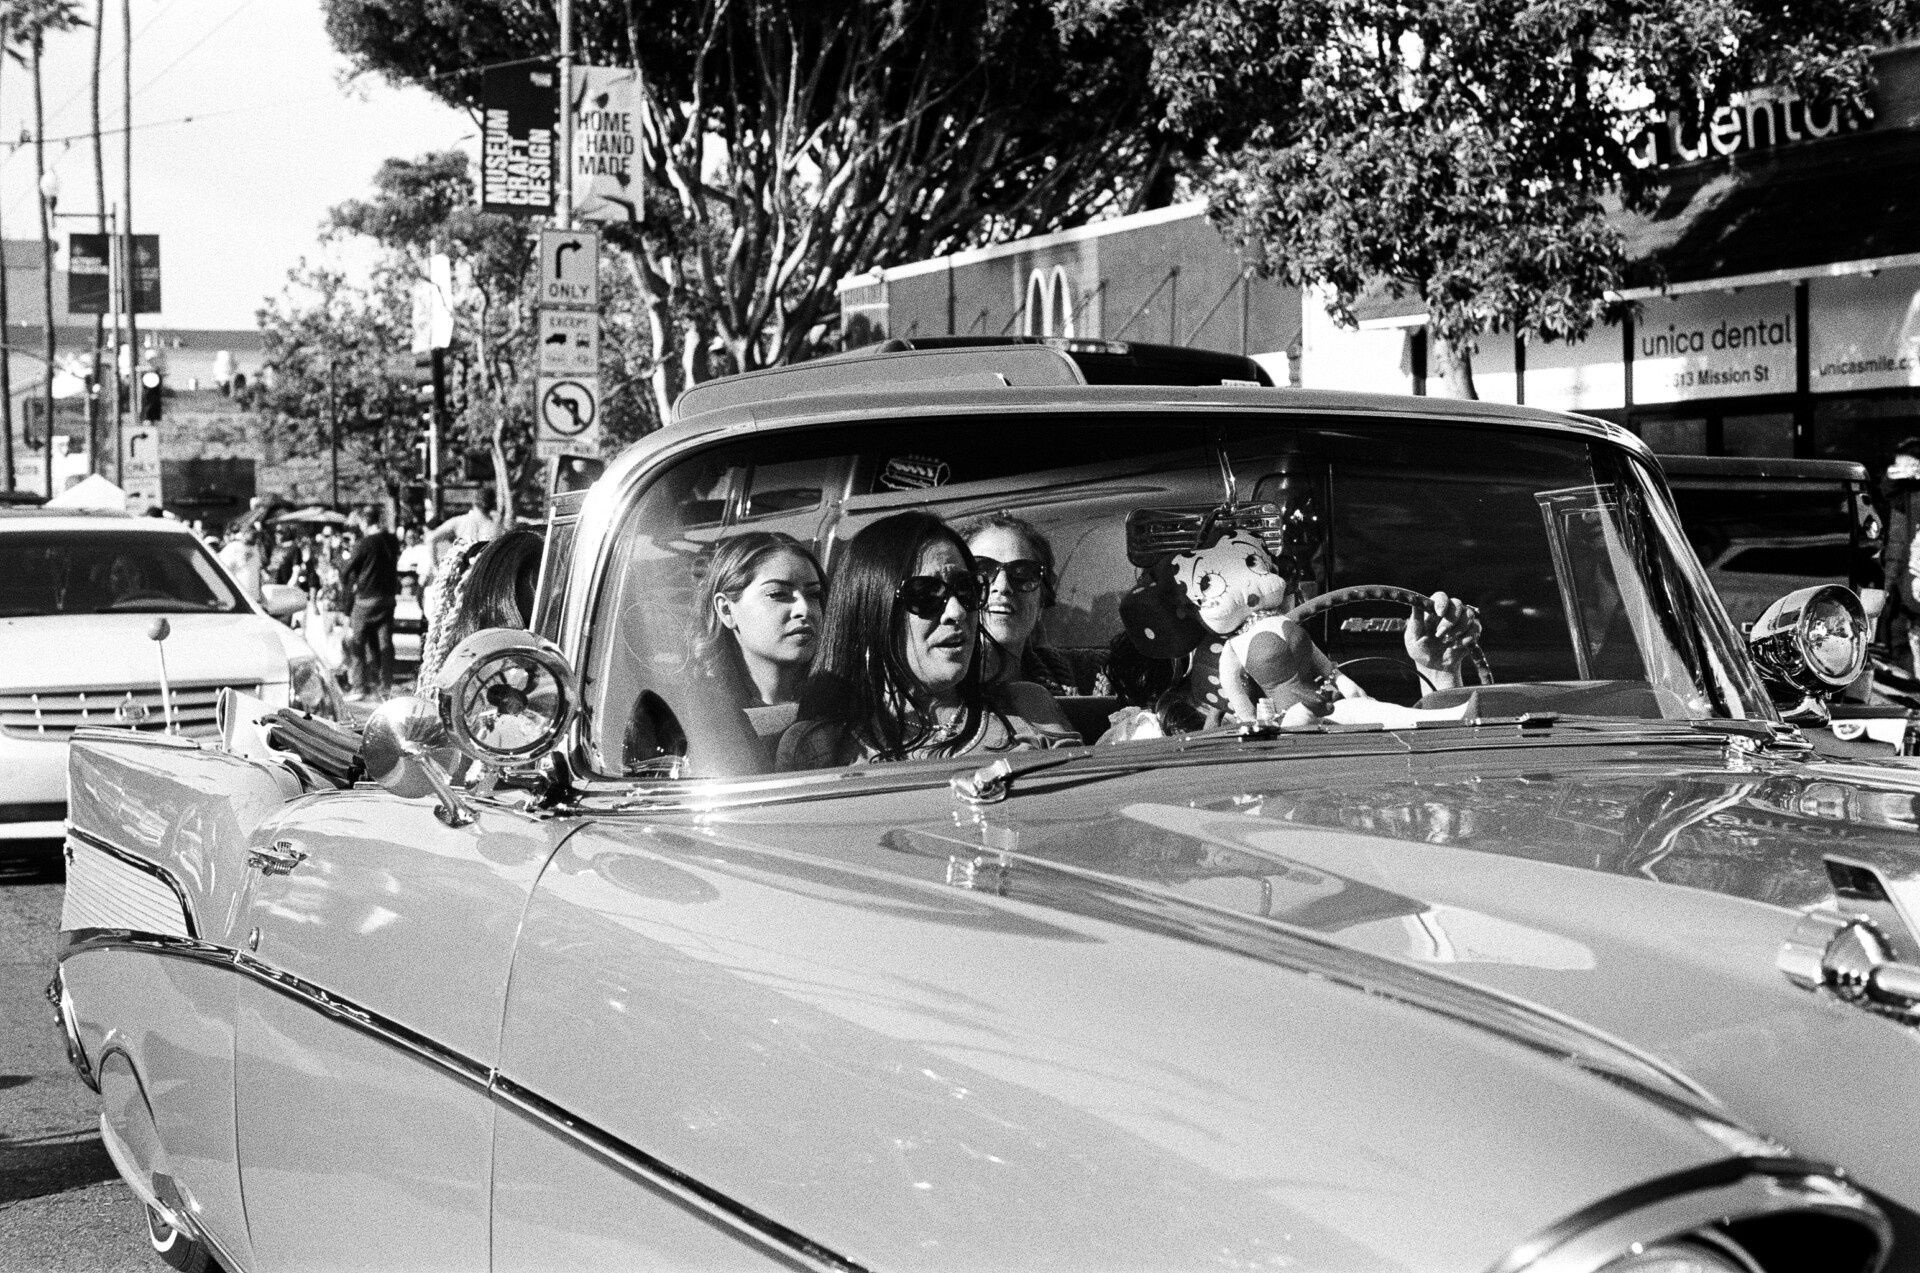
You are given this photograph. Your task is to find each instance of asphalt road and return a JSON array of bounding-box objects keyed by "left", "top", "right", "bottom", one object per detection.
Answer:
[{"left": 0, "top": 837, "right": 154, "bottom": 1272}]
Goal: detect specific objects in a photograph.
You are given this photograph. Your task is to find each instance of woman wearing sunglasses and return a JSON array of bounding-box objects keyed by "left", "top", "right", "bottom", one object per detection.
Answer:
[
  {"left": 775, "top": 511, "right": 1079, "bottom": 771},
  {"left": 961, "top": 512, "right": 1077, "bottom": 696}
]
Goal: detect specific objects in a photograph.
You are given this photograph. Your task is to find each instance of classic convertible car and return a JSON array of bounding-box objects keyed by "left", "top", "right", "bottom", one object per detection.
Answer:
[{"left": 52, "top": 341, "right": 1920, "bottom": 1271}]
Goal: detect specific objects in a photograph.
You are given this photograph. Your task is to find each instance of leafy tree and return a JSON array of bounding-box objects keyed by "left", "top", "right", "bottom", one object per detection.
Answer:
[
  {"left": 321, "top": 0, "right": 1168, "bottom": 420},
  {"left": 1121, "top": 0, "right": 1914, "bottom": 396},
  {"left": 328, "top": 151, "right": 536, "bottom": 522},
  {"left": 250, "top": 263, "right": 422, "bottom": 507}
]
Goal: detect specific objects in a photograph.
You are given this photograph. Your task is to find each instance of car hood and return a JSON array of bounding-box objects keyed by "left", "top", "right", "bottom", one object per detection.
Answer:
[
  {"left": 0, "top": 611, "right": 290, "bottom": 690},
  {"left": 697, "top": 732, "right": 1920, "bottom": 1220}
]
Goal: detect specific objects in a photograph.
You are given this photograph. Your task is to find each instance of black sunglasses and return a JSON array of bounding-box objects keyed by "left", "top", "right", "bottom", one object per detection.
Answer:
[
  {"left": 974, "top": 556, "right": 1049, "bottom": 594},
  {"left": 895, "top": 570, "right": 983, "bottom": 619}
]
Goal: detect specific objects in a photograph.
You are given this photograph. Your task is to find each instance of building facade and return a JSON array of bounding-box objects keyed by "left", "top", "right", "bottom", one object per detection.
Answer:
[
  {"left": 842, "top": 41, "right": 1920, "bottom": 477},
  {"left": 837, "top": 204, "right": 1302, "bottom": 382}
]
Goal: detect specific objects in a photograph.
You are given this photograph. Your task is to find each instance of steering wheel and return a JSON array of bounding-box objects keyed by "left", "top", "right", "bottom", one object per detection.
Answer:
[{"left": 1286, "top": 584, "right": 1495, "bottom": 689}]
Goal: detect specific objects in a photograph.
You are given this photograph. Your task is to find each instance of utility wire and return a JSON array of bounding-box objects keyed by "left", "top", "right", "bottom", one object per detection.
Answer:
[
  {"left": 12, "top": 51, "right": 549, "bottom": 150},
  {"left": 130, "top": 0, "right": 262, "bottom": 101}
]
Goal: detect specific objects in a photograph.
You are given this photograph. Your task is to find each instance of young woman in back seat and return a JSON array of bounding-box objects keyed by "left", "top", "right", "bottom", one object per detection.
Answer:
[
  {"left": 690, "top": 532, "right": 825, "bottom": 739},
  {"left": 776, "top": 511, "right": 1078, "bottom": 771},
  {"left": 960, "top": 512, "right": 1077, "bottom": 696}
]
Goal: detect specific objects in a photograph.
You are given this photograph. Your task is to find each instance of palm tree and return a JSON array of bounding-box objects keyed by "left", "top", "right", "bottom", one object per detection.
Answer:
[{"left": 2, "top": 0, "right": 86, "bottom": 493}]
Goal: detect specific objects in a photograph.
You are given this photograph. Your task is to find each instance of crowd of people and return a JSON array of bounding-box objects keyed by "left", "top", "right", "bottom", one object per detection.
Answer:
[{"left": 194, "top": 488, "right": 537, "bottom": 706}]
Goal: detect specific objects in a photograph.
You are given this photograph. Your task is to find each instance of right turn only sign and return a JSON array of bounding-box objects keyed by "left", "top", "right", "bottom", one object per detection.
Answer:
[{"left": 537, "top": 376, "right": 600, "bottom": 457}]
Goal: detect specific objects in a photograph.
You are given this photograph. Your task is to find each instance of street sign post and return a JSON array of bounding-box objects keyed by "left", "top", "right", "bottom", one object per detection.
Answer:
[
  {"left": 536, "top": 375, "right": 600, "bottom": 459},
  {"left": 537, "top": 309, "right": 599, "bottom": 375},
  {"left": 536, "top": 228, "right": 599, "bottom": 307}
]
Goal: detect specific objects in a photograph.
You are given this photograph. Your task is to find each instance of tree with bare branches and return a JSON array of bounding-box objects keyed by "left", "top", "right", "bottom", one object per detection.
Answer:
[{"left": 322, "top": 0, "right": 1168, "bottom": 423}]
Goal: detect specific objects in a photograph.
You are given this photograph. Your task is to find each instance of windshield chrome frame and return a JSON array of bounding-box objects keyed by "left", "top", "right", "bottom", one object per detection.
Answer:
[{"left": 551, "top": 395, "right": 1770, "bottom": 791}]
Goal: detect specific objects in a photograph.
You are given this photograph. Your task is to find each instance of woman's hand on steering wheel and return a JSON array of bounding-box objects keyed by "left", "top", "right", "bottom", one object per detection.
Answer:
[{"left": 1403, "top": 591, "right": 1482, "bottom": 691}]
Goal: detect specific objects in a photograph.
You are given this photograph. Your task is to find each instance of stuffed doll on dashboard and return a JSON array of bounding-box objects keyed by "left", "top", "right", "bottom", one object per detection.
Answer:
[{"left": 1168, "top": 530, "right": 1363, "bottom": 726}]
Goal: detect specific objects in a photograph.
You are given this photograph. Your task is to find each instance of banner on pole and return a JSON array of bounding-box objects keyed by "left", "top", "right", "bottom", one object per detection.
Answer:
[
  {"left": 68, "top": 234, "right": 110, "bottom": 314},
  {"left": 570, "top": 67, "right": 642, "bottom": 225},
  {"left": 480, "top": 65, "right": 559, "bottom": 216},
  {"left": 129, "top": 236, "right": 161, "bottom": 314},
  {"left": 410, "top": 253, "right": 455, "bottom": 353}
]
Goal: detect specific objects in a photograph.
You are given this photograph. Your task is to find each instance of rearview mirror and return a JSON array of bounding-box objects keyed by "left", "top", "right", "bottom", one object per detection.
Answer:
[
  {"left": 360, "top": 696, "right": 474, "bottom": 827},
  {"left": 1748, "top": 585, "right": 1867, "bottom": 718}
]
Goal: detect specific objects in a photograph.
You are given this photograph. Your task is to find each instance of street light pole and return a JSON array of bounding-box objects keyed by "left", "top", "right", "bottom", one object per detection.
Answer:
[
  {"left": 328, "top": 358, "right": 339, "bottom": 509},
  {"left": 559, "top": 0, "right": 573, "bottom": 229},
  {"left": 121, "top": 0, "right": 137, "bottom": 390},
  {"left": 108, "top": 204, "right": 121, "bottom": 484},
  {"left": 34, "top": 35, "right": 57, "bottom": 500},
  {"left": 0, "top": 18, "right": 11, "bottom": 494}
]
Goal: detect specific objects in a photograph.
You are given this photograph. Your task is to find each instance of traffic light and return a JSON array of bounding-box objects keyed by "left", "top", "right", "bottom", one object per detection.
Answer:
[
  {"left": 411, "top": 349, "right": 448, "bottom": 422},
  {"left": 139, "top": 369, "right": 163, "bottom": 422}
]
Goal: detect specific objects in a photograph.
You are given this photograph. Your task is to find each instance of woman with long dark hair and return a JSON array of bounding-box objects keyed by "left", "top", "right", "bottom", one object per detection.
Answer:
[
  {"left": 959, "top": 510, "right": 1077, "bottom": 695},
  {"left": 689, "top": 532, "right": 824, "bottom": 728},
  {"left": 418, "top": 529, "right": 543, "bottom": 693},
  {"left": 775, "top": 511, "right": 1078, "bottom": 771}
]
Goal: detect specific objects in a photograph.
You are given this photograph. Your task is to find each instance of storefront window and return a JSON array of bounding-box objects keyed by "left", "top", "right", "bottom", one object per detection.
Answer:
[
  {"left": 1640, "top": 418, "right": 1709, "bottom": 454},
  {"left": 1721, "top": 412, "right": 1795, "bottom": 457}
]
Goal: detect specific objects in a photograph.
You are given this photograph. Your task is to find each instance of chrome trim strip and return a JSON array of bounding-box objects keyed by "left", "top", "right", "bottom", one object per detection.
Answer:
[
  {"left": 44, "top": 966, "right": 97, "bottom": 1092},
  {"left": 68, "top": 725, "right": 203, "bottom": 749},
  {"left": 59, "top": 929, "right": 866, "bottom": 1272},
  {"left": 66, "top": 826, "right": 199, "bottom": 940},
  {"left": 491, "top": 1077, "right": 869, "bottom": 1273},
  {"left": 562, "top": 723, "right": 1736, "bottom": 815}
]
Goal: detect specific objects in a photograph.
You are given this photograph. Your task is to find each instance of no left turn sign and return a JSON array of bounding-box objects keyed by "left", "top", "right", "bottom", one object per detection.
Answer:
[
  {"left": 540, "top": 378, "right": 598, "bottom": 435},
  {"left": 537, "top": 375, "right": 602, "bottom": 459}
]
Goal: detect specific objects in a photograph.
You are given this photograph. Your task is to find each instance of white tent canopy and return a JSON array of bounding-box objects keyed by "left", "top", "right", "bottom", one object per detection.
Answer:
[{"left": 46, "top": 473, "right": 127, "bottom": 511}]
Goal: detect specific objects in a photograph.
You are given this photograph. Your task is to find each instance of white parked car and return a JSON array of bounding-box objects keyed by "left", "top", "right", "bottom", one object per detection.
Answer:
[{"left": 0, "top": 510, "right": 344, "bottom": 842}]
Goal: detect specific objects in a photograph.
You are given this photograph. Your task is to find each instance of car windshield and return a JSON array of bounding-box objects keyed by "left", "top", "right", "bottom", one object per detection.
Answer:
[
  {"left": 0, "top": 529, "right": 247, "bottom": 616},
  {"left": 583, "top": 413, "right": 1772, "bottom": 779}
]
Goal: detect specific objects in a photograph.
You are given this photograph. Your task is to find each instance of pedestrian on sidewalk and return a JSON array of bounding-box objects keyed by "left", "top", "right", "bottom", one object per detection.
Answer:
[{"left": 342, "top": 505, "right": 401, "bottom": 701}]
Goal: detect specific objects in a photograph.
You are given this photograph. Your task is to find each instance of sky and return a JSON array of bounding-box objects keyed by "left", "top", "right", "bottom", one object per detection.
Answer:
[{"left": 2, "top": 0, "right": 473, "bottom": 331}]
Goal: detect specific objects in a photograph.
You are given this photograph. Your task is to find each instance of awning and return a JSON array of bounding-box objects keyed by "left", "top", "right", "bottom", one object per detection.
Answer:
[{"left": 1619, "top": 124, "right": 1920, "bottom": 291}]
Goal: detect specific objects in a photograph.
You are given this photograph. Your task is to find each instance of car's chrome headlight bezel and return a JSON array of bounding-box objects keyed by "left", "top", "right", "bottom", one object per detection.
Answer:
[{"left": 1490, "top": 1160, "right": 1889, "bottom": 1273}]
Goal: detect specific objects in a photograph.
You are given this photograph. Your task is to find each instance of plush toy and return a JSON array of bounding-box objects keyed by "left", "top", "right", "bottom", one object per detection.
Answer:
[{"left": 1168, "top": 530, "right": 1352, "bottom": 724}]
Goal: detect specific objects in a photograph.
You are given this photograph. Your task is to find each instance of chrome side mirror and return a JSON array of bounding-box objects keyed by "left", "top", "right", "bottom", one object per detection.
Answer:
[
  {"left": 1747, "top": 585, "right": 1867, "bottom": 720},
  {"left": 360, "top": 697, "right": 474, "bottom": 827},
  {"left": 435, "top": 629, "right": 578, "bottom": 770}
]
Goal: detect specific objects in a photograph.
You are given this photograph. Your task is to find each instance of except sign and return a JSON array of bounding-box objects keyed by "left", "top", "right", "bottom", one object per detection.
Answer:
[
  {"left": 1630, "top": 286, "right": 1796, "bottom": 404},
  {"left": 537, "top": 310, "right": 599, "bottom": 375},
  {"left": 536, "top": 376, "right": 601, "bottom": 459},
  {"left": 570, "top": 67, "right": 642, "bottom": 225},
  {"left": 480, "top": 65, "right": 559, "bottom": 216},
  {"left": 537, "top": 228, "right": 599, "bottom": 308}
]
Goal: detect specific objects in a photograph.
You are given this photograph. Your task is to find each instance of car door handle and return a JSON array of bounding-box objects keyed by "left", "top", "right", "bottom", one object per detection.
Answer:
[{"left": 247, "top": 838, "right": 308, "bottom": 877}]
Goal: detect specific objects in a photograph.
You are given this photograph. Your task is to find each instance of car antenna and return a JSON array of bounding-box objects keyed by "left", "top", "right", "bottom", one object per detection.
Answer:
[{"left": 147, "top": 617, "right": 176, "bottom": 733}]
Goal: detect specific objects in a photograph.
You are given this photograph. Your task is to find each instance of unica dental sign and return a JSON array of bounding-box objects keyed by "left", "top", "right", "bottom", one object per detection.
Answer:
[
  {"left": 1633, "top": 287, "right": 1796, "bottom": 403},
  {"left": 1809, "top": 270, "right": 1920, "bottom": 394}
]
